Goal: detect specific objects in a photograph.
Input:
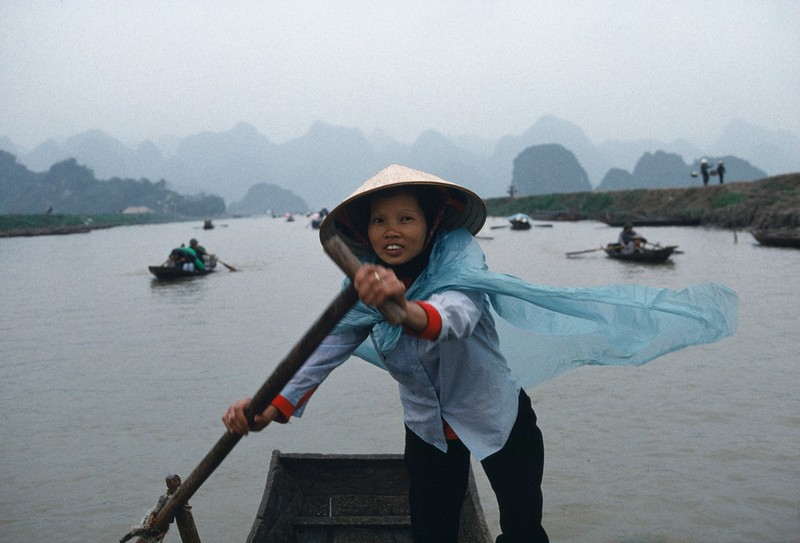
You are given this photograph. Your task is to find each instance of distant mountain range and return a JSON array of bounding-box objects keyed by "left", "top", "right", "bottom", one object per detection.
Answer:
[{"left": 1, "top": 116, "right": 797, "bottom": 211}]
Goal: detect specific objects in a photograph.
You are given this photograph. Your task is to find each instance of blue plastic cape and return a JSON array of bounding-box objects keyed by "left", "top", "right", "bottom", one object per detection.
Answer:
[{"left": 334, "top": 228, "right": 738, "bottom": 388}]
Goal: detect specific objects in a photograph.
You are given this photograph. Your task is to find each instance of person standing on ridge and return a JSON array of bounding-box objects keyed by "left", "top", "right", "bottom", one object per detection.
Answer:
[
  {"left": 717, "top": 161, "right": 726, "bottom": 184},
  {"left": 700, "top": 158, "right": 710, "bottom": 186}
]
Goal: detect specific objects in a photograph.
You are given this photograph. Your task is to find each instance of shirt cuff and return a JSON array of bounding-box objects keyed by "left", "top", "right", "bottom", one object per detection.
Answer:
[
  {"left": 403, "top": 301, "right": 442, "bottom": 340},
  {"left": 271, "top": 388, "right": 317, "bottom": 423}
]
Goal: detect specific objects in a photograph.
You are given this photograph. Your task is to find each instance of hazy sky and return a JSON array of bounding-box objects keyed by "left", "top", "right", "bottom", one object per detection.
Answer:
[{"left": 2, "top": 1, "right": 798, "bottom": 151}]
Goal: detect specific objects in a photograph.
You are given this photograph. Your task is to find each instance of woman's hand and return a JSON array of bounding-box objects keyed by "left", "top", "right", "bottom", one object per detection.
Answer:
[
  {"left": 353, "top": 264, "right": 406, "bottom": 309},
  {"left": 353, "top": 265, "right": 428, "bottom": 332},
  {"left": 222, "top": 397, "right": 279, "bottom": 435}
]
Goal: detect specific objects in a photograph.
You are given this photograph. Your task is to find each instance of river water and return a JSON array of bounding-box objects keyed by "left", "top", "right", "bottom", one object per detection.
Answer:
[{"left": 1, "top": 216, "right": 797, "bottom": 543}]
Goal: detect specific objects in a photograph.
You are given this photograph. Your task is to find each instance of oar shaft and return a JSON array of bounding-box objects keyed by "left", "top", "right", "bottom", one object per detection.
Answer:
[
  {"left": 144, "top": 284, "right": 359, "bottom": 535},
  {"left": 565, "top": 247, "right": 604, "bottom": 256},
  {"left": 129, "top": 236, "right": 408, "bottom": 539},
  {"left": 566, "top": 244, "right": 622, "bottom": 256},
  {"left": 246, "top": 285, "right": 359, "bottom": 418},
  {"left": 137, "top": 236, "right": 408, "bottom": 538}
]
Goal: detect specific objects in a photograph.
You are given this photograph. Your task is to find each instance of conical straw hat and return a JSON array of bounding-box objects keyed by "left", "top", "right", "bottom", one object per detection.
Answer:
[{"left": 319, "top": 164, "right": 487, "bottom": 255}]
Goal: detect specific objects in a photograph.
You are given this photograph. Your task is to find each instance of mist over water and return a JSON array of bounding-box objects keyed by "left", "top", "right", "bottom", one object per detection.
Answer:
[{"left": 1, "top": 216, "right": 797, "bottom": 542}]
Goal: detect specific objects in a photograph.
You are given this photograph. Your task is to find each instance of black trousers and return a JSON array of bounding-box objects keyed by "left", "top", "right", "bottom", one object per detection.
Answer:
[{"left": 404, "top": 390, "right": 549, "bottom": 543}]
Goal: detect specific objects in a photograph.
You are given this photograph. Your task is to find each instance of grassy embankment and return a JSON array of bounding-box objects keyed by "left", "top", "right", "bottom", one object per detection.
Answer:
[
  {"left": 0, "top": 213, "right": 178, "bottom": 237},
  {"left": 485, "top": 173, "right": 800, "bottom": 230}
]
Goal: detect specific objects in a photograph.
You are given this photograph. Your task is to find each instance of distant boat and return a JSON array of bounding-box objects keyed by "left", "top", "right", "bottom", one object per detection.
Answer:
[
  {"left": 751, "top": 229, "right": 800, "bottom": 248},
  {"left": 203, "top": 219, "right": 214, "bottom": 230},
  {"left": 604, "top": 244, "right": 677, "bottom": 263},
  {"left": 508, "top": 213, "right": 532, "bottom": 230},
  {"left": 246, "top": 451, "right": 493, "bottom": 543}
]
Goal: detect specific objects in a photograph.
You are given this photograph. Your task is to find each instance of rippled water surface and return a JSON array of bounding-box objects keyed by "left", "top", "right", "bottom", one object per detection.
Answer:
[{"left": 1, "top": 217, "right": 798, "bottom": 542}]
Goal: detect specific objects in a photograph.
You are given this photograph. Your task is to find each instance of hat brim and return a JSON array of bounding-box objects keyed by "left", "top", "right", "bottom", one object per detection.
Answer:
[{"left": 319, "top": 164, "right": 487, "bottom": 256}]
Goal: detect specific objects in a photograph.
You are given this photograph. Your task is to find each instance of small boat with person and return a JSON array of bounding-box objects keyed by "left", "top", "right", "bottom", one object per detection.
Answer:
[
  {"left": 246, "top": 451, "right": 493, "bottom": 543},
  {"left": 567, "top": 223, "right": 679, "bottom": 263},
  {"left": 508, "top": 213, "right": 532, "bottom": 230},
  {"left": 149, "top": 241, "right": 220, "bottom": 279}
]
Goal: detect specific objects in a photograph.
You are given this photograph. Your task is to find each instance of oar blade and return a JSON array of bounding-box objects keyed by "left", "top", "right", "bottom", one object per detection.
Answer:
[
  {"left": 565, "top": 246, "right": 605, "bottom": 257},
  {"left": 217, "top": 259, "right": 237, "bottom": 271}
]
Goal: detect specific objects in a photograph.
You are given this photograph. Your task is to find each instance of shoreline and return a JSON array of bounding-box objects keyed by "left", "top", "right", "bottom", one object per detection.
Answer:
[
  {"left": 0, "top": 214, "right": 181, "bottom": 239},
  {"left": 0, "top": 224, "right": 101, "bottom": 238}
]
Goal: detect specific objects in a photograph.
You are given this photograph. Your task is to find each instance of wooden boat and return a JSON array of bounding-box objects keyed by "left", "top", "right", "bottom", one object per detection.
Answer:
[
  {"left": 751, "top": 230, "right": 800, "bottom": 248},
  {"left": 508, "top": 213, "right": 532, "bottom": 230},
  {"left": 603, "top": 244, "right": 677, "bottom": 263},
  {"left": 246, "top": 451, "right": 493, "bottom": 543},
  {"left": 148, "top": 264, "right": 215, "bottom": 280}
]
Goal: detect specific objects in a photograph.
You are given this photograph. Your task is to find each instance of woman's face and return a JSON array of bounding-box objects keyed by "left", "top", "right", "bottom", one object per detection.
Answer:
[{"left": 367, "top": 192, "right": 428, "bottom": 265}]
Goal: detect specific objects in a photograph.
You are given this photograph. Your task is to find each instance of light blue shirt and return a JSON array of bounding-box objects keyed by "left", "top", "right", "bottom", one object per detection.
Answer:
[{"left": 280, "top": 288, "right": 522, "bottom": 461}]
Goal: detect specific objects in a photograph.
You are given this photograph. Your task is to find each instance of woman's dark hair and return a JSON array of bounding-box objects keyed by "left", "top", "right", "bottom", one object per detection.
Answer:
[{"left": 342, "top": 185, "right": 451, "bottom": 242}]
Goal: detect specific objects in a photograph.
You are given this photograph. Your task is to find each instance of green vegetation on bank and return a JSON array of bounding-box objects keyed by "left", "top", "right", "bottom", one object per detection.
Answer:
[
  {"left": 0, "top": 213, "right": 178, "bottom": 237},
  {"left": 485, "top": 173, "right": 800, "bottom": 230}
]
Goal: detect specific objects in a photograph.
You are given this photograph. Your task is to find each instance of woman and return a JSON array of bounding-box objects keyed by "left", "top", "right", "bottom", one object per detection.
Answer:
[{"left": 224, "top": 164, "right": 737, "bottom": 543}]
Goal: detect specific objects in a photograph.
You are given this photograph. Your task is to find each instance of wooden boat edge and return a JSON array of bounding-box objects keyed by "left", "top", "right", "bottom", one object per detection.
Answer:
[
  {"left": 246, "top": 450, "right": 493, "bottom": 543},
  {"left": 148, "top": 265, "right": 215, "bottom": 279},
  {"left": 603, "top": 245, "right": 677, "bottom": 263}
]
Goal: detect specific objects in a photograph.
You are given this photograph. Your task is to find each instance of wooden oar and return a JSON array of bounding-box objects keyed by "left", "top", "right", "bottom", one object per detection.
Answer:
[
  {"left": 490, "top": 224, "right": 510, "bottom": 230},
  {"left": 565, "top": 246, "right": 608, "bottom": 256},
  {"left": 216, "top": 259, "right": 237, "bottom": 272},
  {"left": 121, "top": 236, "right": 404, "bottom": 542}
]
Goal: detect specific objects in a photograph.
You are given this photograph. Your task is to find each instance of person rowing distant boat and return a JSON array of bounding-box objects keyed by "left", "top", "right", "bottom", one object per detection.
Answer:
[
  {"left": 618, "top": 223, "right": 647, "bottom": 254},
  {"left": 189, "top": 238, "right": 215, "bottom": 267}
]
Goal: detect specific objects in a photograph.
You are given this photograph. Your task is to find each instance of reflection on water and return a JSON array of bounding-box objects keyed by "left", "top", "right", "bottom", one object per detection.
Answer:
[{"left": 1, "top": 217, "right": 798, "bottom": 542}]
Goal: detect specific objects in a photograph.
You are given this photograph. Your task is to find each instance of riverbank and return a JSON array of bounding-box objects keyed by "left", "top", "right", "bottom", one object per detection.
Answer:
[
  {"left": 0, "top": 213, "right": 181, "bottom": 238},
  {"left": 485, "top": 172, "right": 800, "bottom": 230}
]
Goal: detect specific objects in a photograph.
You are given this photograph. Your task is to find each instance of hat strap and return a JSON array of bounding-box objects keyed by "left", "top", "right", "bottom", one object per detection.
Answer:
[{"left": 423, "top": 188, "right": 463, "bottom": 249}]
